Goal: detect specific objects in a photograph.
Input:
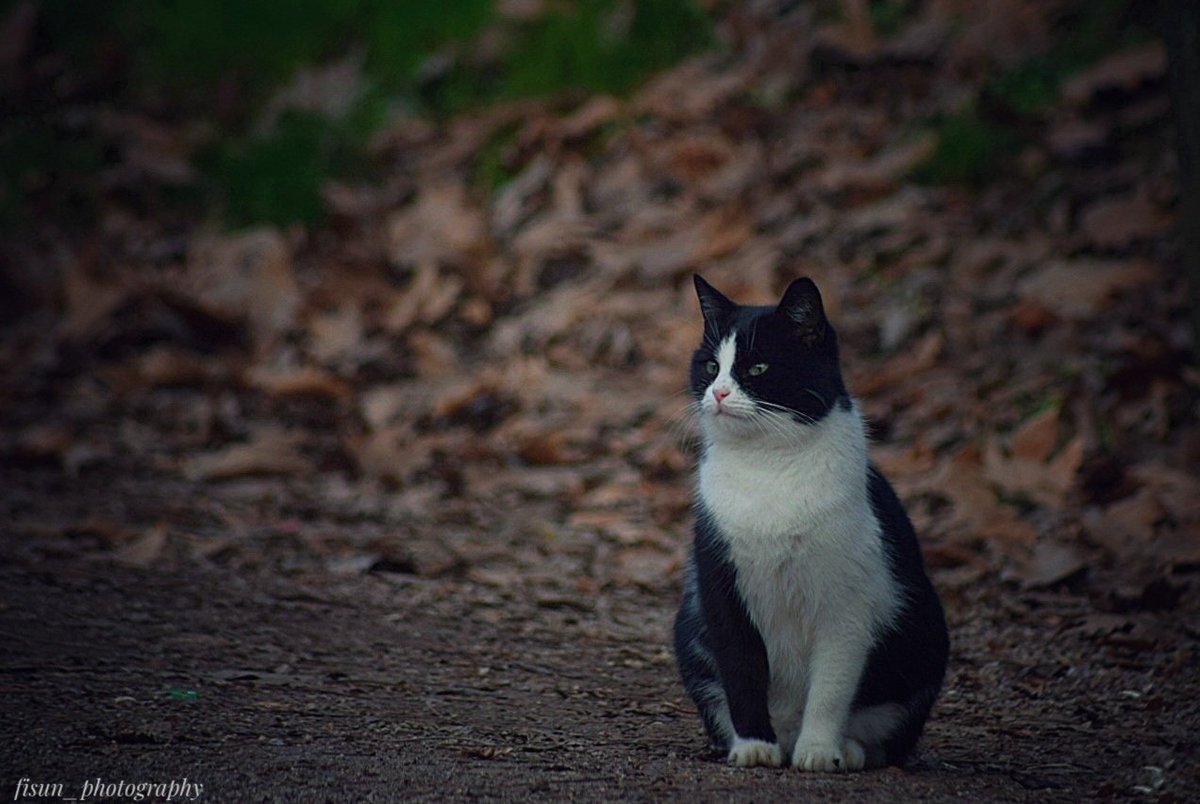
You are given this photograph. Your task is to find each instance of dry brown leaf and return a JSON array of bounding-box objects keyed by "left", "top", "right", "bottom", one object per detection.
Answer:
[
  {"left": 1045, "top": 117, "right": 1108, "bottom": 161},
  {"left": 571, "top": 511, "right": 652, "bottom": 546},
  {"left": 11, "top": 423, "right": 74, "bottom": 462},
  {"left": 1079, "top": 192, "right": 1173, "bottom": 250},
  {"left": 383, "top": 263, "right": 464, "bottom": 332},
  {"left": 346, "top": 424, "right": 413, "bottom": 484},
  {"left": 613, "top": 545, "right": 680, "bottom": 590},
  {"left": 948, "top": 0, "right": 1051, "bottom": 72},
  {"left": 122, "top": 347, "right": 218, "bottom": 390},
  {"left": 613, "top": 205, "right": 754, "bottom": 282},
  {"left": 984, "top": 436, "right": 1084, "bottom": 509},
  {"left": 61, "top": 260, "right": 129, "bottom": 340},
  {"left": 816, "top": 136, "right": 937, "bottom": 195},
  {"left": 115, "top": 523, "right": 169, "bottom": 567},
  {"left": 307, "top": 304, "right": 364, "bottom": 366},
  {"left": 408, "top": 330, "right": 459, "bottom": 378},
  {"left": 491, "top": 154, "right": 555, "bottom": 239},
  {"left": 632, "top": 59, "right": 748, "bottom": 123},
  {"left": 1017, "top": 259, "right": 1158, "bottom": 320},
  {"left": 559, "top": 95, "right": 621, "bottom": 140},
  {"left": 872, "top": 442, "right": 937, "bottom": 478},
  {"left": 1011, "top": 406, "right": 1060, "bottom": 463},
  {"left": 184, "top": 228, "right": 299, "bottom": 350},
  {"left": 924, "top": 446, "right": 1038, "bottom": 548},
  {"left": 922, "top": 542, "right": 988, "bottom": 571},
  {"left": 1129, "top": 462, "right": 1200, "bottom": 526},
  {"left": 855, "top": 332, "right": 943, "bottom": 396},
  {"left": 657, "top": 133, "right": 763, "bottom": 200},
  {"left": 246, "top": 363, "right": 351, "bottom": 400},
  {"left": 183, "top": 429, "right": 313, "bottom": 481},
  {"left": 515, "top": 431, "right": 580, "bottom": 466},
  {"left": 1007, "top": 540, "right": 1087, "bottom": 588},
  {"left": 1061, "top": 42, "right": 1167, "bottom": 106},
  {"left": 811, "top": 0, "right": 881, "bottom": 65},
  {"left": 385, "top": 184, "right": 488, "bottom": 267}
]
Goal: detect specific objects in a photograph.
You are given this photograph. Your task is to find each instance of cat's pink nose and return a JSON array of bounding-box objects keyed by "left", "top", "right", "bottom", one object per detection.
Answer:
[{"left": 713, "top": 387, "right": 731, "bottom": 403}]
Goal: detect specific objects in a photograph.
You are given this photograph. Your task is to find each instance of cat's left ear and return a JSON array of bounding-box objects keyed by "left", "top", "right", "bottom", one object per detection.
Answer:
[
  {"left": 694, "top": 274, "right": 737, "bottom": 328},
  {"left": 777, "top": 277, "right": 827, "bottom": 345}
]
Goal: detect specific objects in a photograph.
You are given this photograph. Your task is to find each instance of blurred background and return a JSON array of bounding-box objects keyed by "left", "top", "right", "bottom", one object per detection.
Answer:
[
  {"left": 1, "top": 0, "right": 1197, "bottom": 796},
  {"left": 2, "top": 0, "right": 1194, "bottom": 590}
]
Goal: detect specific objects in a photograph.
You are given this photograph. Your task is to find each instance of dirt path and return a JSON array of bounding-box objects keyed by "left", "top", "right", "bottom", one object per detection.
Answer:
[
  {"left": 3, "top": 3, "right": 1199, "bottom": 800},
  {"left": 2, "top": 494, "right": 1195, "bottom": 802}
]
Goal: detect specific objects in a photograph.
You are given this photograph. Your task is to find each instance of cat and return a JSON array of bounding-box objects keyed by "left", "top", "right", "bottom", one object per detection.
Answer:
[{"left": 673, "top": 274, "right": 949, "bottom": 771}]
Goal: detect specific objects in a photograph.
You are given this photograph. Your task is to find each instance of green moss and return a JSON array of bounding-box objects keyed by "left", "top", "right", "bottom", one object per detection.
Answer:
[
  {"left": 13, "top": 0, "right": 714, "bottom": 229},
  {"left": 868, "top": 0, "right": 918, "bottom": 37},
  {"left": 914, "top": 109, "right": 1015, "bottom": 189},
  {"left": 473, "top": 121, "right": 522, "bottom": 194},
  {"left": 503, "top": 0, "right": 713, "bottom": 99},
  {"left": 202, "top": 103, "right": 380, "bottom": 228},
  {"left": 987, "top": 0, "right": 1147, "bottom": 118}
]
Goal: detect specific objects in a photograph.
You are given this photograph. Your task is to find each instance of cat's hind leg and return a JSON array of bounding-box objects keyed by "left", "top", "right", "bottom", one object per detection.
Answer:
[{"left": 844, "top": 702, "right": 906, "bottom": 770}]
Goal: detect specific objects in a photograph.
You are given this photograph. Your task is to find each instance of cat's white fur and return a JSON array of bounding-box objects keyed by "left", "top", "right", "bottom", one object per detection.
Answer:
[{"left": 698, "top": 334, "right": 902, "bottom": 771}]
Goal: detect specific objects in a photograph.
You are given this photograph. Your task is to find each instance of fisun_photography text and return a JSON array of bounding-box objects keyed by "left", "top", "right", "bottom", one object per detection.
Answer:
[{"left": 12, "top": 777, "right": 203, "bottom": 801}]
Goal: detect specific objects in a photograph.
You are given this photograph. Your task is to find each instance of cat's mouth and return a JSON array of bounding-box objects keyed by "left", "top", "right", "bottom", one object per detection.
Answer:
[{"left": 711, "top": 405, "right": 753, "bottom": 421}]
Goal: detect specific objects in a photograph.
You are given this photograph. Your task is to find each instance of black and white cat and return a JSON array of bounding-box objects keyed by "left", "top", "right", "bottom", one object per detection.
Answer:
[{"left": 674, "top": 275, "right": 949, "bottom": 771}]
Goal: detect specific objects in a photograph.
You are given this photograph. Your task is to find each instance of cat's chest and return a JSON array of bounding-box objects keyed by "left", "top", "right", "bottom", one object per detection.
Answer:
[{"left": 698, "top": 446, "right": 851, "bottom": 546}]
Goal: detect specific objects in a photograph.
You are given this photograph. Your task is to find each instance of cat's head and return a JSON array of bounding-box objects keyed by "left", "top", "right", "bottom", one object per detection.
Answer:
[{"left": 690, "top": 274, "right": 849, "bottom": 442}]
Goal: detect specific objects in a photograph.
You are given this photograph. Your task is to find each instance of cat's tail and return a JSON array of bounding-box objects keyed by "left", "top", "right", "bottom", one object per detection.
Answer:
[{"left": 881, "top": 684, "right": 943, "bottom": 767}]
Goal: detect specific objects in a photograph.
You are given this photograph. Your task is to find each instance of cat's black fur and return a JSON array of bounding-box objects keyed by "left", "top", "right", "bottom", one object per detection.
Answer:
[{"left": 674, "top": 275, "right": 949, "bottom": 770}]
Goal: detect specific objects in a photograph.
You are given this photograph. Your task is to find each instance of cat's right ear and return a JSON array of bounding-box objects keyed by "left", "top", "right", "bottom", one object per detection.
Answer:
[
  {"left": 777, "top": 277, "right": 827, "bottom": 345},
  {"left": 694, "top": 274, "right": 736, "bottom": 328}
]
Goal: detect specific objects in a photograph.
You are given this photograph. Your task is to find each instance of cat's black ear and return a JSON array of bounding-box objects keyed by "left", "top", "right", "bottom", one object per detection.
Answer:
[
  {"left": 693, "top": 274, "right": 736, "bottom": 327},
  {"left": 777, "top": 277, "right": 827, "bottom": 345}
]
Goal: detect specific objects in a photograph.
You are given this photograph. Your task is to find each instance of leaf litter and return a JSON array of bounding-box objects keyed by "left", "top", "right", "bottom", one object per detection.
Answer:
[{"left": 1, "top": 0, "right": 1198, "bottom": 800}]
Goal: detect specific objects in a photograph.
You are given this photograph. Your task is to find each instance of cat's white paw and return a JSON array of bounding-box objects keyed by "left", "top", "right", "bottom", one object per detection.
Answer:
[
  {"left": 727, "top": 737, "right": 783, "bottom": 768},
  {"left": 791, "top": 737, "right": 865, "bottom": 772}
]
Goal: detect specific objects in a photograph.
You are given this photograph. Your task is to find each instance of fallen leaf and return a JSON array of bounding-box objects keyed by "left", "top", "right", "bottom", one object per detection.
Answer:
[
  {"left": 383, "top": 263, "right": 464, "bottom": 332},
  {"left": 855, "top": 332, "right": 943, "bottom": 396},
  {"left": 1061, "top": 42, "right": 1167, "bottom": 106},
  {"left": 1006, "top": 540, "right": 1087, "bottom": 588},
  {"left": 1045, "top": 117, "right": 1108, "bottom": 161},
  {"left": 1017, "top": 259, "right": 1158, "bottom": 320},
  {"left": 984, "top": 436, "right": 1084, "bottom": 509},
  {"left": 129, "top": 347, "right": 218, "bottom": 388},
  {"left": 184, "top": 228, "right": 299, "bottom": 351},
  {"left": 245, "top": 363, "right": 352, "bottom": 400},
  {"left": 385, "top": 184, "right": 489, "bottom": 267},
  {"left": 559, "top": 94, "right": 621, "bottom": 140},
  {"left": 613, "top": 545, "right": 680, "bottom": 591},
  {"left": 811, "top": 0, "right": 881, "bottom": 66},
  {"left": 307, "top": 304, "right": 364, "bottom": 366},
  {"left": 183, "top": 429, "right": 313, "bottom": 481},
  {"left": 116, "top": 524, "right": 169, "bottom": 567},
  {"left": 1079, "top": 192, "right": 1173, "bottom": 250},
  {"left": 60, "top": 259, "right": 129, "bottom": 340},
  {"left": 10, "top": 424, "right": 74, "bottom": 463},
  {"left": 1011, "top": 406, "right": 1060, "bottom": 463}
]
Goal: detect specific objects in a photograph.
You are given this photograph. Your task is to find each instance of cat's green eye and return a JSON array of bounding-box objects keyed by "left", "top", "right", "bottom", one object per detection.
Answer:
[
  {"left": 748, "top": 363, "right": 769, "bottom": 376},
  {"left": 704, "top": 360, "right": 719, "bottom": 375}
]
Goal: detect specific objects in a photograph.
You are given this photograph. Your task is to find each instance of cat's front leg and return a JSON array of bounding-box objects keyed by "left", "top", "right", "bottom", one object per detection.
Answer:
[
  {"left": 692, "top": 521, "right": 782, "bottom": 767},
  {"left": 791, "top": 639, "right": 869, "bottom": 772}
]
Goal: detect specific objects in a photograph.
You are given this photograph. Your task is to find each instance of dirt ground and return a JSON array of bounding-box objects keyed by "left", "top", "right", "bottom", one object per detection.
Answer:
[
  {"left": 4, "top": 1, "right": 1200, "bottom": 801},
  {"left": 1, "top": 467, "right": 1196, "bottom": 803}
]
